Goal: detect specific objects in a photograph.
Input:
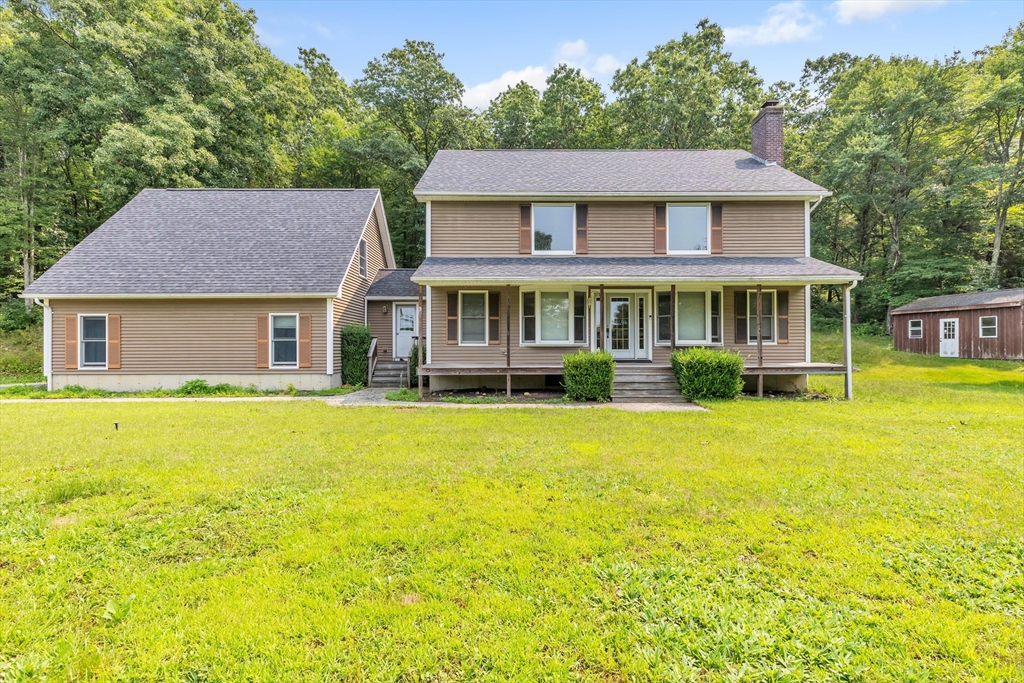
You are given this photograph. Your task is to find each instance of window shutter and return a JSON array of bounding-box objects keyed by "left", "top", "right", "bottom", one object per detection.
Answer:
[
  {"left": 575, "top": 204, "right": 589, "bottom": 254},
  {"left": 734, "top": 292, "right": 747, "bottom": 344},
  {"left": 299, "top": 314, "right": 313, "bottom": 367},
  {"left": 488, "top": 291, "right": 500, "bottom": 344},
  {"left": 256, "top": 315, "right": 270, "bottom": 368},
  {"left": 446, "top": 292, "right": 458, "bottom": 344},
  {"left": 777, "top": 291, "right": 789, "bottom": 343},
  {"left": 654, "top": 204, "right": 667, "bottom": 254},
  {"left": 519, "top": 205, "right": 532, "bottom": 254},
  {"left": 64, "top": 315, "right": 78, "bottom": 369},
  {"left": 711, "top": 204, "right": 723, "bottom": 254},
  {"left": 107, "top": 315, "right": 121, "bottom": 370}
]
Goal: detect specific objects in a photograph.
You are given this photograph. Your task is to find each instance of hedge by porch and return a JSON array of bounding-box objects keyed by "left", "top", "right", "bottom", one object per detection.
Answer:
[
  {"left": 341, "top": 324, "right": 371, "bottom": 386},
  {"left": 671, "top": 347, "right": 745, "bottom": 400},
  {"left": 562, "top": 350, "right": 615, "bottom": 401}
]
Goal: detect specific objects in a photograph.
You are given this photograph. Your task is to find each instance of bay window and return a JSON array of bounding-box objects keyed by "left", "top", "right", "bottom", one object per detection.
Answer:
[
  {"left": 667, "top": 204, "right": 710, "bottom": 254},
  {"left": 533, "top": 205, "right": 575, "bottom": 254}
]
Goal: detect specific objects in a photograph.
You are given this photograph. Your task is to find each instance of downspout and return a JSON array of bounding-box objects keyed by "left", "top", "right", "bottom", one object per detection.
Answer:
[
  {"left": 809, "top": 195, "right": 825, "bottom": 214},
  {"left": 843, "top": 280, "right": 858, "bottom": 400}
]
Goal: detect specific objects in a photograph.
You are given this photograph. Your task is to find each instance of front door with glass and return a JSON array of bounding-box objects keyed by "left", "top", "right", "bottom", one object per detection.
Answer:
[
  {"left": 600, "top": 293, "right": 648, "bottom": 360},
  {"left": 394, "top": 303, "right": 417, "bottom": 360}
]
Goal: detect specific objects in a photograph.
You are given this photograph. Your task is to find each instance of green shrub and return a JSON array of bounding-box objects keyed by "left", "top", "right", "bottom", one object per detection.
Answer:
[
  {"left": 408, "top": 339, "right": 427, "bottom": 387},
  {"left": 385, "top": 387, "right": 419, "bottom": 402},
  {"left": 670, "top": 347, "right": 744, "bottom": 400},
  {"left": 341, "top": 324, "right": 372, "bottom": 386},
  {"left": 0, "top": 298, "right": 42, "bottom": 332},
  {"left": 562, "top": 350, "right": 615, "bottom": 402}
]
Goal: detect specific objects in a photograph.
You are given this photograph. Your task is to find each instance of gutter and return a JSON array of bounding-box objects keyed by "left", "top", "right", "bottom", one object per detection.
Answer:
[
  {"left": 414, "top": 190, "right": 834, "bottom": 203},
  {"left": 809, "top": 194, "right": 825, "bottom": 214},
  {"left": 20, "top": 292, "right": 340, "bottom": 300}
]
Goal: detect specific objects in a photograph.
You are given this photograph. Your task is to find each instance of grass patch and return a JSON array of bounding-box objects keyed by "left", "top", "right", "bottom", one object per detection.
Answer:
[
  {"left": 385, "top": 387, "right": 420, "bottom": 402},
  {"left": 0, "top": 382, "right": 359, "bottom": 400},
  {"left": 0, "top": 333, "right": 1021, "bottom": 679}
]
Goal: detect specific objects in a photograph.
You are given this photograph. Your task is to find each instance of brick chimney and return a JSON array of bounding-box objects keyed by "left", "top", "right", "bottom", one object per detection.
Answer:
[{"left": 751, "top": 100, "right": 784, "bottom": 166}]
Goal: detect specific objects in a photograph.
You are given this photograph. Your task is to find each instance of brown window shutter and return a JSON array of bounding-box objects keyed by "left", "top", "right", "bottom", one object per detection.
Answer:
[
  {"left": 519, "top": 205, "right": 532, "bottom": 254},
  {"left": 107, "top": 315, "right": 121, "bottom": 369},
  {"left": 298, "top": 314, "right": 313, "bottom": 367},
  {"left": 575, "top": 204, "right": 589, "bottom": 254},
  {"left": 446, "top": 292, "right": 458, "bottom": 344},
  {"left": 488, "top": 291, "right": 500, "bottom": 344},
  {"left": 64, "top": 315, "right": 78, "bottom": 369},
  {"left": 777, "top": 291, "right": 789, "bottom": 343},
  {"left": 256, "top": 315, "right": 269, "bottom": 368},
  {"left": 734, "top": 291, "right": 747, "bottom": 344},
  {"left": 711, "top": 204, "right": 723, "bottom": 254},
  {"left": 654, "top": 204, "right": 667, "bottom": 254}
]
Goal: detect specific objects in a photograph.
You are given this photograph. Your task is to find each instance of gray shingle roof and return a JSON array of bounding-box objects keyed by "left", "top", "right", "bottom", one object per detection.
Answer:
[
  {"left": 891, "top": 288, "right": 1024, "bottom": 313},
  {"left": 415, "top": 150, "right": 829, "bottom": 197},
  {"left": 366, "top": 269, "right": 418, "bottom": 298},
  {"left": 24, "top": 188, "right": 383, "bottom": 297},
  {"left": 412, "top": 256, "right": 860, "bottom": 284}
]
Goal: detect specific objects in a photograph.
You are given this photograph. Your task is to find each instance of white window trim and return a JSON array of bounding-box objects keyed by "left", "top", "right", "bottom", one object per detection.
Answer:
[
  {"left": 358, "top": 239, "right": 367, "bottom": 279},
  {"left": 520, "top": 288, "right": 587, "bottom": 347},
  {"left": 78, "top": 313, "right": 108, "bottom": 370},
  {"left": 269, "top": 312, "right": 300, "bottom": 369},
  {"left": 674, "top": 289, "right": 724, "bottom": 346},
  {"left": 746, "top": 289, "right": 778, "bottom": 346},
  {"left": 666, "top": 202, "right": 712, "bottom": 255},
  {"left": 908, "top": 319, "right": 923, "bottom": 339},
  {"left": 979, "top": 316, "right": 998, "bottom": 338},
  {"left": 531, "top": 203, "right": 576, "bottom": 256},
  {"left": 458, "top": 291, "right": 488, "bottom": 346}
]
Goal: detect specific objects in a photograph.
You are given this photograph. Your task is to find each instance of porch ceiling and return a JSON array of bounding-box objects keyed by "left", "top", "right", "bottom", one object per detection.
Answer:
[{"left": 412, "top": 256, "right": 861, "bottom": 286}]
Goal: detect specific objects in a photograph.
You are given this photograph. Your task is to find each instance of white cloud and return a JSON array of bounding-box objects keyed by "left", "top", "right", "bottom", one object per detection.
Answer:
[
  {"left": 724, "top": 2, "right": 821, "bottom": 45},
  {"left": 462, "top": 65, "right": 548, "bottom": 110},
  {"left": 593, "top": 54, "right": 622, "bottom": 76},
  {"left": 314, "top": 24, "right": 334, "bottom": 39},
  {"left": 555, "top": 39, "right": 589, "bottom": 62},
  {"left": 832, "top": 0, "right": 948, "bottom": 24},
  {"left": 552, "top": 39, "right": 621, "bottom": 77},
  {"left": 254, "top": 24, "right": 283, "bottom": 48}
]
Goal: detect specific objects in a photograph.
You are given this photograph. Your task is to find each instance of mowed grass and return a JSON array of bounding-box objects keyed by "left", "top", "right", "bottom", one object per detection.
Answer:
[{"left": 1, "top": 335, "right": 1022, "bottom": 681}]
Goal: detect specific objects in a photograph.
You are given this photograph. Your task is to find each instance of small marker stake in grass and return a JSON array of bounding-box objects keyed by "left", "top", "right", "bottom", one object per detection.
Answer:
[{"left": 114, "top": 422, "right": 118, "bottom": 431}]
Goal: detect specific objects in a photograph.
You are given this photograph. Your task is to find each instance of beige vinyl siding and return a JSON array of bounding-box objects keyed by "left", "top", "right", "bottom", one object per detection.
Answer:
[
  {"left": 333, "top": 208, "right": 388, "bottom": 370},
  {"left": 429, "top": 286, "right": 583, "bottom": 365},
  {"left": 366, "top": 301, "right": 395, "bottom": 359},
  {"left": 429, "top": 200, "right": 806, "bottom": 257},
  {"left": 722, "top": 285, "right": 806, "bottom": 364},
  {"left": 721, "top": 202, "right": 805, "bottom": 256},
  {"left": 50, "top": 299, "right": 327, "bottom": 375}
]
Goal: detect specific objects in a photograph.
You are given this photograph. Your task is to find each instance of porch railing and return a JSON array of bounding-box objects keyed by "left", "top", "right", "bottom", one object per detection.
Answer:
[{"left": 366, "top": 337, "right": 378, "bottom": 387}]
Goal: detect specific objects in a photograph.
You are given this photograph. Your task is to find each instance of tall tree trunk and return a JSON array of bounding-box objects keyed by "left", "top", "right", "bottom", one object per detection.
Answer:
[{"left": 990, "top": 182, "right": 1007, "bottom": 282}]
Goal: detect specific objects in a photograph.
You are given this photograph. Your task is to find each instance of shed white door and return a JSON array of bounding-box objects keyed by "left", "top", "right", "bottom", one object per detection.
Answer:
[
  {"left": 394, "top": 304, "right": 417, "bottom": 360},
  {"left": 939, "top": 318, "right": 959, "bottom": 357}
]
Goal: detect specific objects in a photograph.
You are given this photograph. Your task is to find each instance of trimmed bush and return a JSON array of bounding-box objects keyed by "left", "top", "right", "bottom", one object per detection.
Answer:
[
  {"left": 408, "top": 339, "right": 427, "bottom": 387},
  {"left": 341, "top": 324, "right": 372, "bottom": 386},
  {"left": 670, "top": 347, "right": 745, "bottom": 400},
  {"left": 562, "top": 350, "right": 615, "bottom": 402}
]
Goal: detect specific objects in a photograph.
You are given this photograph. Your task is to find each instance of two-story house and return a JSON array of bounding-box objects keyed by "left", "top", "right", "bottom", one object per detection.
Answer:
[{"left": 408, "top": 102, "right": 861, "bottom": 400}]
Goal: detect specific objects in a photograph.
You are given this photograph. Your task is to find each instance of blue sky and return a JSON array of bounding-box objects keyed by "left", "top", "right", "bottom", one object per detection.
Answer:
[{"left": 240, "top": 0, "right": 1023, "bottom": 109}]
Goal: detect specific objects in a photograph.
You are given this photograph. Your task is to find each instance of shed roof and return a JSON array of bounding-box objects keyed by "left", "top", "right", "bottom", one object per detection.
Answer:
[
  {"left": 24, "top": 188, "right": 388, "bottom": 298},
  {"left": 415, "top": 149, "right": 829, "bottom": 199},
  {"left": 891, "top": 288, "right": 1024, "bottom": 314},
  {"left": 412, "top": 256, "right": 860, "bottom": 285},
  {"left": 366, "top": 269, "right": 418, "bottom": 298}
]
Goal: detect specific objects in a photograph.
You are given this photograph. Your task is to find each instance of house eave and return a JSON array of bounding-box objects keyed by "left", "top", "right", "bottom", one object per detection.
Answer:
[
  {"left": 411, "top": 275, "right": 862, "bottom": 287},
  {"left": 414, "top": 190, "right": 833, "bottom": 203},
  {"left": 20, "top": 292, "right": 340, "bottom": 300}
]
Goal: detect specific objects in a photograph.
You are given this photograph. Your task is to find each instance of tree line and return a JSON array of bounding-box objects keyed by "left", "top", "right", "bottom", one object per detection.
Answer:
[{"left": 1, "top": 0, "right": 1021, "bottom": 325}]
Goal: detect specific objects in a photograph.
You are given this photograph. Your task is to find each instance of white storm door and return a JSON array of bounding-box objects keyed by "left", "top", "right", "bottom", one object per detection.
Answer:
[
  {"left": 609, "top": 296, "right": 633, "bottom": 359},
  {"left": 394, "top": 304, "right": 417, "bottom": 360},
  {"left": 939, "top": 318, "right": 959, "bottom": 357}
]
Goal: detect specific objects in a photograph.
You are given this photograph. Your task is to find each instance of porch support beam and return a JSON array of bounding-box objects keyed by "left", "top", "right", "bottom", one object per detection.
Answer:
[
  {"left": 756, "top": 284, "right": 764, "bottom": 397},
  {"left": 670, "top": 284, "right": 676, "bottom": 352},
  {"left": 418, "top": 284, "right": 424, "bottom": 398},
  {"left": 843, "top": 282, "right": 854, "bottom": 400},
  {"left": 598, "top": 284, "right": 605, "bottom": 351},
  {"left": 506, "top": 284, "right": 512, "bottom": 397}
]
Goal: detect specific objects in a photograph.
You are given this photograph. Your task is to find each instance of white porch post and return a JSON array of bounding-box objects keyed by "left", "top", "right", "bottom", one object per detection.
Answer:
[
  {"left": 843, "top": 282, "right": 854, "bottom": 400},
  {"left": 42, "top": 299, "right": 52, "bottom": 392}
]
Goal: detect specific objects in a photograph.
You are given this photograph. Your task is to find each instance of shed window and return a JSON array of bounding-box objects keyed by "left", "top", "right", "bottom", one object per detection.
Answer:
[
  {"left": 533, "top": 205, "right": 575, "bottom": 254},
  {"left": 80, "top": 316, "right": 107, "bottom": 367},
  {"left": 460, "top": 292, "right": 487, "bottom": 345},
  {"left": 979, "top": 316, "right": 997, "bottom": 338},
  {"left": 908, "top": 319, "right": 923, "bottom": 339},
  {"left": 271, "top": 314, "right": 298, "bottom": 367},
  {"left": 667, "top": 204, "right": 710, "bottom": 254}
]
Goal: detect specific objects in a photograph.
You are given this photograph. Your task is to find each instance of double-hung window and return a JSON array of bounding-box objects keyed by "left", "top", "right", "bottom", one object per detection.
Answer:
[
  {"left": 271, "top": 314, "right": 298, "bottom": 367},
  {"left": 747, "top": 290, "right": 776, "bottom": 343},
  {"left": 908, "top": 319, "right": 923, "bottom": 339},
  {"left": 522, "top": 290, "right": 586, "bottom": 344},
  {"left": 460, "top": 292, "right": 487, "bottom": 345},
  {"left": 655, "top": 290, "right": 722, "bottom": 345},
  {"left": 667, "top": 204, "right": 710, "bottom": 254},
  {"left": 533, "top": 205, "right": 575, "bottom": 254},
  {"left": 80, "top": 315, "right": 107, "bottom": 368},
  {"left": 979, "top": 316, "right": 997, "bottom": 338}
]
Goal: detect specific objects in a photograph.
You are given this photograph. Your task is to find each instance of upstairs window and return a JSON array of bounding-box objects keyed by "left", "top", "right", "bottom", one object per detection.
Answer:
[
  {"left": 80, "top": 315, "right": 107, "bottom": 367},
  {"left": 979, "top": 316, "right": 997, "bottom": 338},
  {"left": 908, "top": 319, "right": 923, "bottom": 339},
  {"left": 667, "top": 204, "right": 710, "bottom": 254},
  {"left": 533, "top": 205, "right": 575, "bottom": 254}
]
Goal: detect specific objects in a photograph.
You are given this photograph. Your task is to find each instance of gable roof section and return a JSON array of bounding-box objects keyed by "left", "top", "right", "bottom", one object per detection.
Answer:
[
  {"left": 366, "top": 269, "right": 419, "bottom": 299},
  {"left": 891, "top": 288, "right": 1024, "bottom": 314},
  {"left": 415, "top": 149, "right": 829, "bottom": 199},
  {"left": 24, "top": 188, "right": 391, "bottom": 298}
]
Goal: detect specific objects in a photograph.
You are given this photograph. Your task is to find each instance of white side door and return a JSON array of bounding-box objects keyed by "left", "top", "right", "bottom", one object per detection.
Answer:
[
  {"left": 394, "top": 304, "right": 417, "bottom": 360},
  {"left": 939, "top": 318, "right": 959, "bottom": 357}
]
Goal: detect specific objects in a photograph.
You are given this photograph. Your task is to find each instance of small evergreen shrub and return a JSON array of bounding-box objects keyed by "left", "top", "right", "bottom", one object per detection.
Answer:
[
  {"left": 341, "top": 324, "right": 372, "bottom": 386},
  {"left": 562, "top": 351, "right": 615, "bottom": 402},
  {"left": 670, "top": 348, "right": 744, "bottom": 400},
  {"left": 0, "top": 298, "right": 42, "bottom": 332},
  {"left": 408, "top": 340, "right": 426, "bottom": 387}
]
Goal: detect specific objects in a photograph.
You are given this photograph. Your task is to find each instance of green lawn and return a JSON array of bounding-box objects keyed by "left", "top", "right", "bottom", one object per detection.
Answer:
[{"left": 1, "top": 335, "right": 1022, "bottom": 681}]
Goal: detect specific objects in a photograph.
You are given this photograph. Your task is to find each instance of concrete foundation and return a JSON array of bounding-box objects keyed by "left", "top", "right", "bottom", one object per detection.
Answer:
[
  {"left": 50, "top": 372, "right": 341, "bottom": 392},
  {"left": 742, "top": 373, "right": 808, "bottom": 393},
  {"left": 428, "top": 374, "right": 551, "bottom": 392}
]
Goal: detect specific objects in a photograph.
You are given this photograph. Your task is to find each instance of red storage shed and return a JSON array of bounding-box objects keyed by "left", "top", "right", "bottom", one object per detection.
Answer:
[{"left": 891, "top": 289, "right": 1023, "bottom": 360}]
